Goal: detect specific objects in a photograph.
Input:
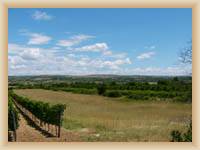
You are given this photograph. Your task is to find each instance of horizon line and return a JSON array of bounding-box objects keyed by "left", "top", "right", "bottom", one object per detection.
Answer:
[{"left": 8, "top": 74, "right": 192, "bottom": 77}]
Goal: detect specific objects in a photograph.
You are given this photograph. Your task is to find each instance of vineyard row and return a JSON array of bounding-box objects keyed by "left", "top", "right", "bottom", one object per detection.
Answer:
[{"left": 9, "top": 90, "right": 66, "bottom": 137}]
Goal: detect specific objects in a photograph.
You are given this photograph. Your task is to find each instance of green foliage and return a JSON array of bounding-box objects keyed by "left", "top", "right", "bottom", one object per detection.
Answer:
[
  {"left": 183, "top": 121, "right": 192, "bottom": 142},
  {"left": 170, "top": 120, "right": 192, "bottom": 142},
  {"left": 173, "top": 77, "right": 179, "bottom": 82},
  {"left": 67, "top": 88, "right": 97, "bottom": 95},
  {"left": 104, "top": 90, "right": 122, "bottom": 97},
  {"left": 170, "top": 130, "right": 183, "bottom": 142},
  {"left": 8, "top": 96, "right": 19, "bottom": 131},
  {"left": 10, "top": 91, "right": 66, "bottom": 126},
  {"left": 9, "top": 76, "right": 192, "bottom": 103},
  {"left": 97, "top": 84, "right": 106, "bottom": 95},
  {"left": 126, "top": 90, "right": 181, "bottom": 100}
]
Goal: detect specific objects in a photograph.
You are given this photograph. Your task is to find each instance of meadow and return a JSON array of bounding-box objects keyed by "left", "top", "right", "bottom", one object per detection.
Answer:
[{"left": 14, "top": 89, "right": 192, "bottom": 142}]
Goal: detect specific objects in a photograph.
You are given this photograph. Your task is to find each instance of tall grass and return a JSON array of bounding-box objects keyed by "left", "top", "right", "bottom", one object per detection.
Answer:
[{"left": 14, "top": 89, "right": 191, "bottom": 141}]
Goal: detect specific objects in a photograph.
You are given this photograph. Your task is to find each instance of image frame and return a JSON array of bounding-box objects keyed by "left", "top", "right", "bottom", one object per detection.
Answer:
[{"left": 0, "top": 0, "right": 200, "bottom": 149}]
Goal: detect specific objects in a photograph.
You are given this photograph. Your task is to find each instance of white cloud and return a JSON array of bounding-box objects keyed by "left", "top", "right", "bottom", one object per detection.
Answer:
[
  {"left": 32, "top": 10, "right": 53, "bottom": 20},
  {"left": 123, "top": 66, "right": 191, "bottom": 76},
  {"left": 103, "top": 50, "right": 112, "bottom": 55},
  {"left": 87, "top": 58, "right": 132, "bottom": 70},
  {"left": 8, "top": 55, "right": 26, "bottom": 70},
  {"left": 8, "top": 43, "right": 133, "bottom": 75},
  {"left": 73, "top": 43, "right": 112, "bottom": 55},
  {"left": 67, "top": 53, "right": 76, "bottom": 58},
  {"left": 74, "top": 43, "right": 108, "bottom": 51},
  {"left": 57, "top": 34, "right": 94, "bottom": 47},
  {"left": 9, "top": 55, "right": 25, "bottom": 65},
  {"left": 8, "top": 44, "right": 191, "bottom": 75},
  {"left": 27, "top": 33, "right": 52, "bottom": 45},
  {"left": 8, "top": 43, "right": 24, "bottom": 54},
  {"left": 8, "top": 43, "right": 43, "bottom": 62},
  {"left": 20, "top": 48, "right": 41, "bottom": 60},
  {"left": 102, "top": 58, "right": 131, "bottom": 69},
  {"left": 110, "top": 52, "right": 127, "bottom": 59},
  {"left": 71, "top": 43, "right": 128, "bottom": 58},
  {"left": 8, "top": 41, "right": 190, "bottom": 76},
  {"left": 10, "top": 65, "right": 26, "bottom": 70},
  {"left": 52, "top": 47, "right": 61, "bottom": 50},
  {"left": 137, "top": 51, "right": 156, "bottom": 60},
  {"left": 18, "top": 30, "right": 52, "bottom": 45}
]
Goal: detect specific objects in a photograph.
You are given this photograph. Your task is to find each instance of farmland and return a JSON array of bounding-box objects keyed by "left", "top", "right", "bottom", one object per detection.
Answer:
[
  {"left": 14, "top": 88, "right": 191, "bottom": 141},
  {"left": 8, "top": 8, "right": 192, "bottom": 142},
  {"left": 8, "top": 75, "right": 192, "bottom": 141}
]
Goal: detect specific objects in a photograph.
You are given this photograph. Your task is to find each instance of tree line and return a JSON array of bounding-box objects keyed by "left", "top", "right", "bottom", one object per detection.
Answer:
[{"left": 9, "top": 77, "right": 192, "bottom": 103}]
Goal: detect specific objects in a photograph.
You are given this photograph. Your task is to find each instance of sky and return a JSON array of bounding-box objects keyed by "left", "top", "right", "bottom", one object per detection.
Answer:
[{"left": 8, "top": 8, "right": 192, "bottom": 76}]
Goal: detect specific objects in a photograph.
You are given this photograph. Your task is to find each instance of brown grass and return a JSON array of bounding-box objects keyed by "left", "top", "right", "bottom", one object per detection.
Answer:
[{"left": 14, "top": 89, "right": 192, "bottom": 142}]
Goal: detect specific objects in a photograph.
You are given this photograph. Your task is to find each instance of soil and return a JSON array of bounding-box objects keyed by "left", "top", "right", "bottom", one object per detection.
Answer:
[{"left": 16, "top": 112, "right": 93, "bottom": 142}]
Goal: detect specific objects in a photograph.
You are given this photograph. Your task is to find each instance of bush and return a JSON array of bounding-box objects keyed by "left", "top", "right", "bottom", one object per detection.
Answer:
[
  {"left": 170, "top": 120, "right": 192, "bottom": 142},
  {"left": 170, "top": 130, "right": 183, "bottom": 142},
  {"left": 183, "top": 120, "right": 192, "bottom": 141},
  {"left": 127, "top": 94, "right": 149, "bottom": 100},
  {"left": 97, "top": 84, "right": 106, "bottom": 95},
  {"left": 104, "top": 90, "right": 122, "bottom": 97},
  {"left": 74, "top": 88, "right": 97, "bottom": 95}
]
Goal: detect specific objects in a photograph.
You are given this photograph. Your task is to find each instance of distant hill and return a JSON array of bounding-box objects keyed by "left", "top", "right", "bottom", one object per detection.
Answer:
[{"left": 8, "top": 74, "right": 192, "bottom": 84}]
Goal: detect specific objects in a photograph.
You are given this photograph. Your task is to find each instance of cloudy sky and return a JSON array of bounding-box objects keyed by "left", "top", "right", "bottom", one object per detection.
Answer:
[{"left": 8, "top": 8, "right": 192, "bottom": 76}]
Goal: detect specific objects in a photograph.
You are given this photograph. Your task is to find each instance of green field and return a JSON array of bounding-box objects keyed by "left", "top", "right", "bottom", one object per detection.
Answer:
[{"left": 14, "top": 89, "right": 192, "bottom": 142}]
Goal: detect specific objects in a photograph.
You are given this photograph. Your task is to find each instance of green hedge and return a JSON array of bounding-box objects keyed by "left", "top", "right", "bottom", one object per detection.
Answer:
[{"left": 103, "top": 90, "right": 191, "bottom": 102}]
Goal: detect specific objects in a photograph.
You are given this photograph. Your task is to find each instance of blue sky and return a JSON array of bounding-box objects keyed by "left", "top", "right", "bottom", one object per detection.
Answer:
[{"left": 8, "top": 8, "right": 192, "bottom": 75}]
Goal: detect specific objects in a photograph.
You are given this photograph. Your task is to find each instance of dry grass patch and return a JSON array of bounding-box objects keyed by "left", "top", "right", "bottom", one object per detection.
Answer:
[{"left": 14, "top": 89, "right": 191, "bottom": 141}]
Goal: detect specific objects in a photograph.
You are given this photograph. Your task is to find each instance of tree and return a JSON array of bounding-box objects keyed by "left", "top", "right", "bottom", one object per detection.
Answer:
[
  {"left": 173, "top": 77, "right": 179, "bottom": 82},
  {"left": 97, "top": 84, "right": 106, "bottom": 95},
  {"left": 179, "top": 40, "right": 192, "bottom": 64}
]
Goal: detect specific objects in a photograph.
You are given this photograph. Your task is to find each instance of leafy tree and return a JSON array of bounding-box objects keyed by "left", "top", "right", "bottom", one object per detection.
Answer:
[
  {"left": 104, "top": 90, "right": 122, "bottom": 97},
  {"left": 173, "top": 77, "right": 179, "bottom": 82},
  {"left": 179, "top": 40, "right": 192, "bottom": 64},
  {"left": 97, "top": 84, "right": 106, "bottom": 95}
]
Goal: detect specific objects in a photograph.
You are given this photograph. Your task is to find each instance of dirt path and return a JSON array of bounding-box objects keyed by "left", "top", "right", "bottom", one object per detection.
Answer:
[
  {"left": 16, "top": 113, "right": 80, "bottom": 142},
  {"left": 16, "top": 112, "right": 94, "bottom": 142},
  {"left": 16, "top": 113, "right": 49, "bottom": 142}
]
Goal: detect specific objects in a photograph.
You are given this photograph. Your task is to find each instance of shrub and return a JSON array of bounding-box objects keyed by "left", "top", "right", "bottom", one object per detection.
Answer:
[
  {"left": 170, "top": 119, "right": 192, "bottom": 142},
  {"left": 127, "top": 93, "right": 149, "bottom": 100},
  {"left": 170, "top": 130, "right": 183, "bottom": 142},
  {"left": 183, "top": 120, "right": 192, "bottom": 142},
  {"left": 97, "top": 84, "right": 106, "bottom": 95},
  {"left": 104, "top": 90, "right": 122, "bottom": 97}
]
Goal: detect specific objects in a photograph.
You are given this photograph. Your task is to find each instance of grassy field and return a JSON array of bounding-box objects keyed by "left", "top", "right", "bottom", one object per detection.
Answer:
[{"left": 14, "top": 89, "right": 192, "bottom": 142}]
